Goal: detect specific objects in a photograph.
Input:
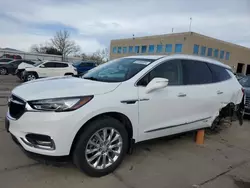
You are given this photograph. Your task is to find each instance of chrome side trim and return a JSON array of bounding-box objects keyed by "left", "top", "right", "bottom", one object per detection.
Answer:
[
  {"left": 20, "top": 137, "right": 56, "bottom": 151},
  {"left": 145, "top": 116, "right": 211, "bottom": 133}
]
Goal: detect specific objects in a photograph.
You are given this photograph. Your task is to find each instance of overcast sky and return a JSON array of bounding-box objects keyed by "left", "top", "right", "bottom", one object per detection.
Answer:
[{"left": 0, "top": 0, "right": 249, "bottom": 54}]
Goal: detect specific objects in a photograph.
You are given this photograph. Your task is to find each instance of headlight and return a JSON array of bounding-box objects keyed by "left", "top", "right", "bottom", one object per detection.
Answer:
[{"left": 28, "top": 96, "right": 93, "bottom": 112}]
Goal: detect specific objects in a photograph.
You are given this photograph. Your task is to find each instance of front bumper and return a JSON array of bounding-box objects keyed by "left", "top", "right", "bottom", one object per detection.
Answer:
[{"left": 6, "top": 110, "right": 80, "bottom": 156}]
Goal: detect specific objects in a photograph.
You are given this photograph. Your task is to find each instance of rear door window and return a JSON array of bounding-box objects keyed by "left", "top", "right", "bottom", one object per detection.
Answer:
[
  {"left": 207, "top": 63, "right": 231, "bottom": 82},
  {"left": 181, "top": 60, "right": 213, "bottom": 85},
  {"left": 55, "top": 63, "right": 68, "bottom": 68},
  {"left": 43, "top": 62, "right": 56, "bottom": 68}
]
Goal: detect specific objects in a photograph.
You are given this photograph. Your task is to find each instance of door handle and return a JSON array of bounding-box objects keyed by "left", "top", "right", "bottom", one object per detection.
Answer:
[
  {"left": 217, "top": 91, "right": 223, "bottom": 95},
  {"left": 178, "top": 93, "right": 186, "bottom": 97}
]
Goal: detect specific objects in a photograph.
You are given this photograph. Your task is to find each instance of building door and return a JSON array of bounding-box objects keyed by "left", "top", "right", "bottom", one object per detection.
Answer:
[
  {"left": 236, "top": 63, "right": 244, "bottom": 73},
  {"left": 246, "top": 65, "right": 250, "bottom": 75}
]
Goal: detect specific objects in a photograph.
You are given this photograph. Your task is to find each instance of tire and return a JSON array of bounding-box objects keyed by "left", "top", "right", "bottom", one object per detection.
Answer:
[
  {"left": 25, "top": 73, "right": 37, "bottom": 82},
  {"left": 64, "top": 73, "right": 73, "bottom": 76},
  {"left": 73, "top": 116, "right": 128, "bottom": 177},
  {"left": 0, "top": 68, "right": 8, "bottom": 75}
]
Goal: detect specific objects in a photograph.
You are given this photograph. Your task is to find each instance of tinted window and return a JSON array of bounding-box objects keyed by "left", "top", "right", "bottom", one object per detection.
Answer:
[
  {"left": 156, "top": 45, "right": 163, "bottom": 53},
  {"left": 43, "top": 62, "right": 56, "bottom": 68},
  {"left": 207, "top": 48, "right": 212, "bottom": 56},
  {"left": 193, "top": 44, "right": 199, "bottom": 54},
  {"left": 149, "top": 45, "right": 154, "bottom": 53},
  {"left": 207, "top": 63, "right": 231, "bottom": 82},
  {"left": 117, "top": 47, "right": 122, "bottom": 54},
  {"left": 112, "top": 47, "right": 117, "bottom": 54},
  {"left": 135, "top": 46, "right": 140, "bottom": 53},
  {"left": 80, "top": 62, "right": 95, "bottom": 67},
  {"left": 55, "top": 63, "right": 68, "bottom": 68},
  {"left": 182, "top": 60, "right": 212, "bottom": 85},
  {"left": 165, "top": 44, "right": 172, "bottom": 53},
  {"left": 175, "top": 44, "right": 182, "bottom": 53},
  {"left": 129, "top": 46, "right": 133, "bottom": 53},
  {"left": 214, "top": 49, "right": 219, "bottom": 58},
  {"left": 200, "top": 46, "right": 206, "bottom": 56},
  {"left": 220, "top": 50, "right": 225, "bottom": 59},
  {"left": 123, "top": 47, "right": 127, "bottom": 54},
  {"left": 138, "top": 60, "right": 181, "bottom": 86},
  {"left": 225, "top": 52, "right": 230, "bottom": 60},
  {"left": 141, "top": 46, "right": 147, "bottom": 53}
]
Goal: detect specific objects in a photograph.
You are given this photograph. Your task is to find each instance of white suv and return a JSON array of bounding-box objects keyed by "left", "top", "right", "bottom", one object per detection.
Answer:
[
  {"left": 23, "top": 61, "right": 77, "bottom": 81},
  {"left": 6, "top": 55, "right": 244, "bottom": 177}
]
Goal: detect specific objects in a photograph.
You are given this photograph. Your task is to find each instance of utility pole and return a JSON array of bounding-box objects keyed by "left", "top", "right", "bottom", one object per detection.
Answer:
[{"left": 189, "top": 17, "right": 192, "bottom": 32}]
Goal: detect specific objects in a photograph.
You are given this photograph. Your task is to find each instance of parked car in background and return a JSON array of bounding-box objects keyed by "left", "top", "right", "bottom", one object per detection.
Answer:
[
  {"left": 15, "top": 60, "right": 37, "bottom": 80},
  {"left": 73, "top": 61, "right": 97, "bottom": 75},
  {"left": 239, "top": 76, "right": 250, "bottom": 115},
  {"left": 0, "top": 54, "right": 22, "bottom": 59},
  {"left": 0, "top": 59, "right": 21, "bottom": 75},
  {"left": 23, "top": 61, "right": 77, "bottom": 81},
  {"left": 6, "top": 55, "right": 244, "bottom": 177},
  {"left": 234, "top": 73, "right": 245, "bottom": 80}
]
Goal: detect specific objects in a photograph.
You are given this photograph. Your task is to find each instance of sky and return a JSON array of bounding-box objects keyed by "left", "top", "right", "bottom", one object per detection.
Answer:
[{"left": 0, "top": 0, "right": 249, "bottom": 54}]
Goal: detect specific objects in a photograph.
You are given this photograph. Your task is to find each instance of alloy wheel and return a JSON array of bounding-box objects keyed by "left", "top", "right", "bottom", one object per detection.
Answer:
[
  {"left": 27, "top": 74, "right": 36, "bottom": 81},
  {"left": 0, "top": 68, "right": 7, "bottom": 75},
  {"left": 85, "top": 127, "right": 123, "bottom": 170}
]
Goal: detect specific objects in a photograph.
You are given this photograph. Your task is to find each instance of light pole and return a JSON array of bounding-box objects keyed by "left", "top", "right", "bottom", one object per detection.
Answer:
[{"left": 189, "top": 17, "right": 192, "bottom": 32}]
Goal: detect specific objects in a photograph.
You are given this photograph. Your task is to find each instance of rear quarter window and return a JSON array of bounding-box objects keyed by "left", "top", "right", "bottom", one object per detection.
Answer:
[{"left": 207, "top": 63, "right": 231, "bottom": 82}]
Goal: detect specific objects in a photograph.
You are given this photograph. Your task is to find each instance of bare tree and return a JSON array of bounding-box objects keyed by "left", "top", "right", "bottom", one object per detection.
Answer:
[
  {"left": 51, "top": 30, "right": 80, "bottom": 60},
  {"left": 30, "top": 44, "right": 46, "bottom": 53},
  {"left": 93, "top": 48, "right": 109, "bottom": 63},
  {"left": 30, "top": 43, "right": 62, "bottom": 55}
]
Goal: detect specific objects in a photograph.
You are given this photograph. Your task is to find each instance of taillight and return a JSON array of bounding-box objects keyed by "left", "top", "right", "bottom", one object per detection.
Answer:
[{"left": 242, "top": 88, "right": 244, "bottom": 95}]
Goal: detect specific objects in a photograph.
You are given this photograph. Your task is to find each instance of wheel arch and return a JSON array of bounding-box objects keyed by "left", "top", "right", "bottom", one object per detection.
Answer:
[
  {"left": 26, "top": 71, "right": 39, "bottom": 78},
  {"left": 70, "top": 111, "right": 133, "bottom": 155}
]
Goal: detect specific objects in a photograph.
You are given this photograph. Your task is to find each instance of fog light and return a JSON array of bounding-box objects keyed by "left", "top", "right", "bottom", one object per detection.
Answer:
[{"left": 22, "top": 134, "right": 55, "bottom": 150}]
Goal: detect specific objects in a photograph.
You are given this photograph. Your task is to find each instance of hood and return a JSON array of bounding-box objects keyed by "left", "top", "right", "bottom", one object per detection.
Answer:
[
  {"left": 18, "top": 63, "right": 34, "bottom": 69},
  {"left": 12, "top": 76, "right": 121, "bottom": 101}
]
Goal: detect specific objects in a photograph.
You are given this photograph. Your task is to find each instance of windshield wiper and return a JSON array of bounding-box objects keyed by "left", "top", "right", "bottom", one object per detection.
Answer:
[{"left": 83, "top": 77, "right": 100, "bottom": 81}]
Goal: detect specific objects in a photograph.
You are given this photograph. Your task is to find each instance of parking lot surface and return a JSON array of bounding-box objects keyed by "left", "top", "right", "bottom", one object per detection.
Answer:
[{"left": 0, "top": 75, "right": 250, "bottom": 188}]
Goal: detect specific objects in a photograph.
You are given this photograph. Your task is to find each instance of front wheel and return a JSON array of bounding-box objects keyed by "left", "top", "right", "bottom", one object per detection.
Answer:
[
  {"left": 73, "top": 117, "right": 128, "bottom": 177},
  {"left": 25, "top": 73, "right": 37, "bottom": 82},
  {"left": 0, "top": 68, "right": 8, "bottom": 75}
]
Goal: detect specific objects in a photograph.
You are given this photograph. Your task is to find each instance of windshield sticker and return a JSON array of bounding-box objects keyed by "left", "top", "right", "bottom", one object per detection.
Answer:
[{"left": 133, "top": 60, "right": 151, "bottom": 65}]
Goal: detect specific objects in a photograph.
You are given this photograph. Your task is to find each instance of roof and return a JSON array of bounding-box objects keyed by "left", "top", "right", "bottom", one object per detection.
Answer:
[
  {"left": 122, "top": 54, "right": 231, "bottom": 69},
  {"left": 123, "top": 55, "right": 165, "bottom": 60}
]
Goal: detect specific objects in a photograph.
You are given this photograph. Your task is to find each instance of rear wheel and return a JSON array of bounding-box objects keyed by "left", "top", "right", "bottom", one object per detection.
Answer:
[
  {"left": 0, "top": 68, "right": 8, "bottom": 75},
  {"left": 25, "top": 73, "right": 37, "bottom": 81},
  {"left": 73, "top": 117, "right": 128, "bottom": 177}
]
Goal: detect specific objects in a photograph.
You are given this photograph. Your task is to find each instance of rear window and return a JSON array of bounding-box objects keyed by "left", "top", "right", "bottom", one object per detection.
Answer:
[{"left": 207, "top": 63, "right": 231, "bottom": 82}]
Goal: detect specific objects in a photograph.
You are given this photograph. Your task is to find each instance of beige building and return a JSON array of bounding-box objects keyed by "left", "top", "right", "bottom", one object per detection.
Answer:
[{"left": 110, "top": 32, "right": 250, "bottom": 74}]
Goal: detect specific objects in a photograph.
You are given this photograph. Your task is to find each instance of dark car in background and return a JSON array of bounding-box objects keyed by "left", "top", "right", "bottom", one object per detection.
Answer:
[
  {"left": 73, "top": 61, "right": 97, "bottom": 75},
  {"left": 0, "top": 54, "right": 22, "bottom": 59},
  {"left": 0, "top": 59, "right": 35, "bottom": 75},
  {"left": 239, "top": 76, "right": 250, "bottom": 115}
]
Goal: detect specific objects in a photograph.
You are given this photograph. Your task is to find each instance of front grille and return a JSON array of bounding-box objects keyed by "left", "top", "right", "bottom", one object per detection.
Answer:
[
  {"left": 9, "top": 95, "right": 26, "bottom": 119},
  {"left": 246, "top": 95, "right": 250, "bottom": 106}
]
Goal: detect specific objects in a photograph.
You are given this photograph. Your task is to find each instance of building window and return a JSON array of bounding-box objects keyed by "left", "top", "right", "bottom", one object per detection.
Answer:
[
  {"left": 165, "top": 44, "right": 172, "bottom": 53},
  {"left": 129, "top": 46, "right": 133, "bottom": 53},
  {"left": 214, "top": 49, "right": 219, "bottom": 58},
  {"left": 156, "top": 45, "right": 163, "bottom": 53},
  {"left": 193, "top": 44, "right": 199, "bottom": 54},
  {"left": 225, "top": 52, "right": 230, "bottom": 60},
  {"left": 149, "top": 45, "right": 155, "bottom": 53},
  {"left": 123, "top": 47, "right": 127, "bottom": 54},
  {"left": 141, "top": 45, "right": 147, "bottom": 53},
  {"left": 117, "top": 47, "right": 122, "bottom": 54},
  {"left": 207, "top": 48, "right": 212, "bottom": 57},
  {"left": 220, "top": 50, "right": 225, "bottom": 59},
  {"left": 112, "top": 47, "right": 117, "bottom": 54},
  {"left": 175, "top": 44, "right": 182, "bottom": 53},
  {"left": 135, "top": 46, "right": 140, "bottom": 53},
  {"left": 200, "top": 46, "right": 206, "bottom": 56}
]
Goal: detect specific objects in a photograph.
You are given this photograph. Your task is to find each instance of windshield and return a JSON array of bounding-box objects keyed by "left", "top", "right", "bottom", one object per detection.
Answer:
[
  {"left": 34, "top": 62, "right": 43, "bottom": 67},
  {"left": 239, "top": 76, "right": 250, "bottom": 87},
  {"left": 73, "top": 61, "right": 81, "bottom": 66},
  {"left": 83, "top": 58, "right": 155, "bottom": 82}
]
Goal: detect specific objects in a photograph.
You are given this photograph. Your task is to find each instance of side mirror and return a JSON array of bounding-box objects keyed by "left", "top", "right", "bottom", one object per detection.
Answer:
[
  {"left": 39, "top": 64, "right": 45, "bottom": 68},
  {"left": 145, "top": 78, "right": 169, "bottom": 93}
]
